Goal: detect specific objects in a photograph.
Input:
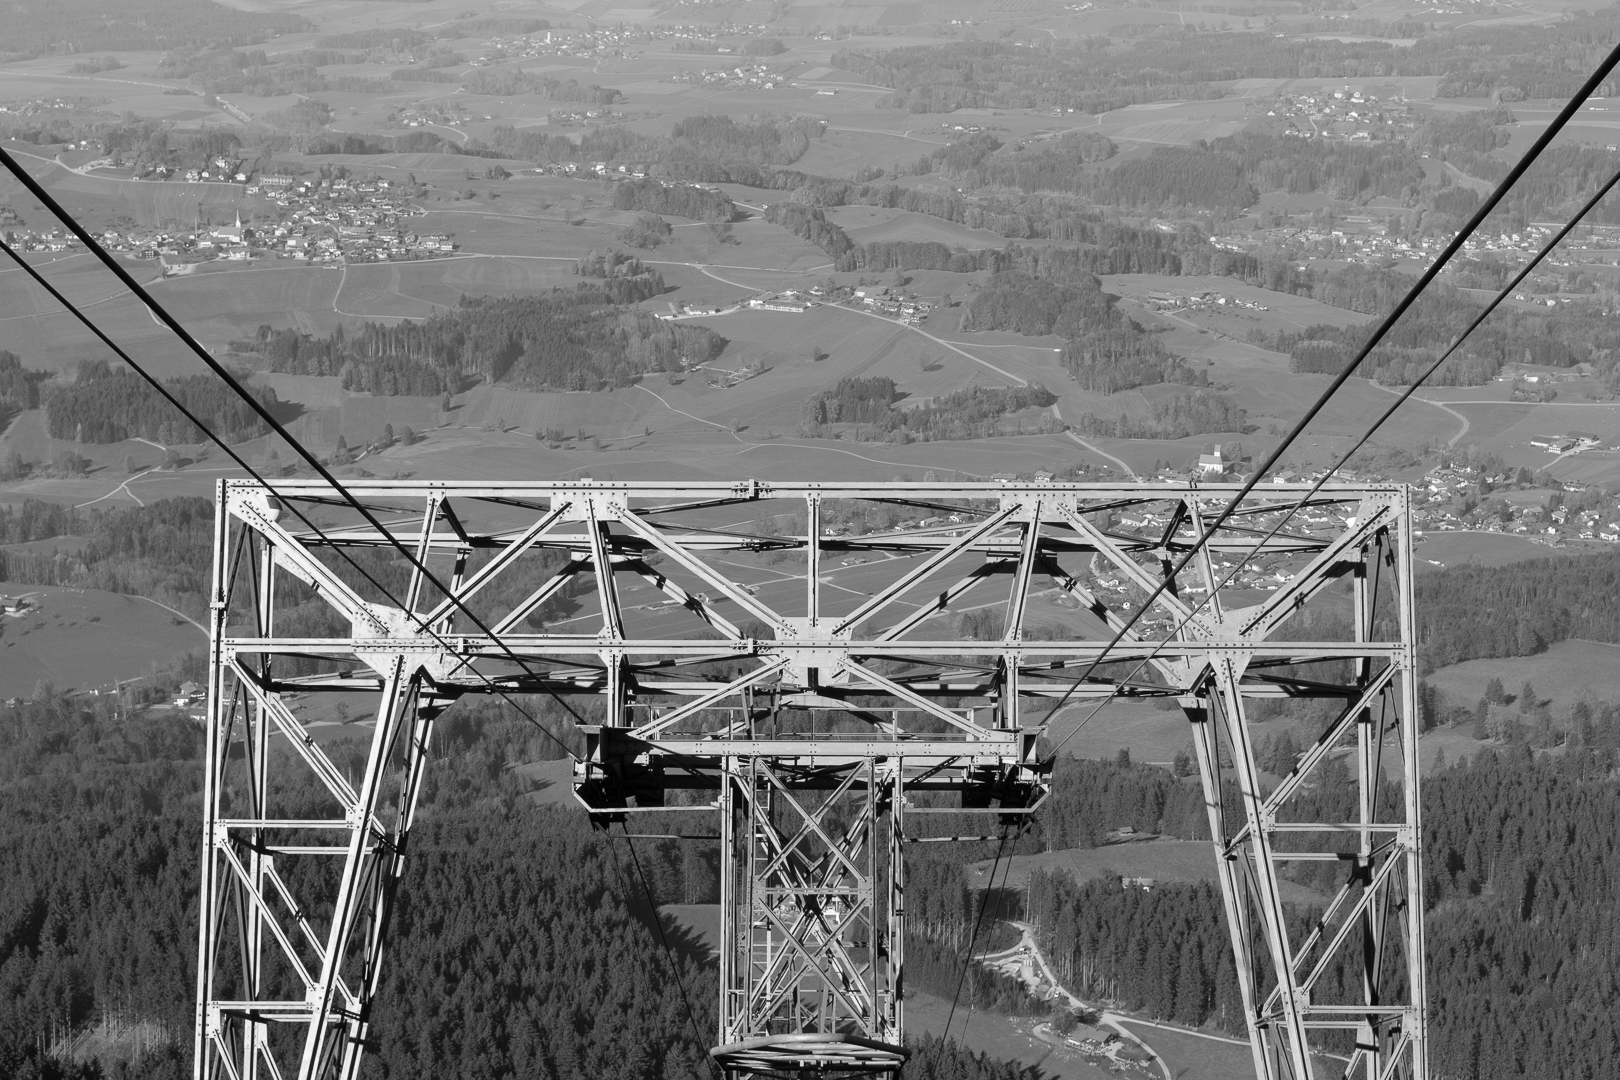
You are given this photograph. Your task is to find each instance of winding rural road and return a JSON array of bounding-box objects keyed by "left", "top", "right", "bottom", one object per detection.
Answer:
[
  {"left": 1367, "top": 383, "right": 1470, "bottom": 446},
  {"left": 74, "top": 474, "right": 147, "bottom": 509},
  {"left": 690, "top": 262, "right": 1035, "bottom": 387},
  {"left": 139, "top": 596, "right": 206, "bottom": 635},
  {"left": 992, "top": 921, "right": 1172, "bottom": 1080},
  {"left": 1050, "top": 402, "right": 1138, "bottom": 477},
  {"left": 634, "top": 384, "right": 745, "bottom": 445}
]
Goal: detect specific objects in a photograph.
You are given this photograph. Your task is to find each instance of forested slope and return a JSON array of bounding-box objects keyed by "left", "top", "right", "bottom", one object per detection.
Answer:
[
  {"left": 1415, "top": 547, "right": 1620, "bottom": 669},
  {"left": 230, "top": 289, "right": 725, "bottom": 395},
  {"left": 8, "top": 501, "right": 1620, "bottom": 1077}
]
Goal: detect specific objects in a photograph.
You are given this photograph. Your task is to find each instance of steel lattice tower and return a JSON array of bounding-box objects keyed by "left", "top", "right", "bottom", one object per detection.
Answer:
[{"left": 193, "top": 479, "right": 1425, "bottom": 1080}]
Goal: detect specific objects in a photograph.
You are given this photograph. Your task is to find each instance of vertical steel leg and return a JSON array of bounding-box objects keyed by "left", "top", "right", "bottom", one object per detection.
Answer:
[
  {"left": 195, "top": 482, "right": 234, "bottom": 1080},
  {"left": 1396, "top": 496, "right": 1428, "bottom": 1080},
  {"left": 1209, "top": 659, "right": 1314, "bottom": 1080},
  {"left": 1185, "top": 693, "right": 1271, "bottom": 1080},
  {"left": 296, "top": 658, "right": 413, "bottom": 1078},
  {"left": 885, "top": 765, "right": 904, "bottom": 1044}
]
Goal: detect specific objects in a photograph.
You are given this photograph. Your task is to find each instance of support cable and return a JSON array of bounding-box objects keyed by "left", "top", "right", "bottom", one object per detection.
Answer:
[
  {"left": 610, "top": 823, "right": 724, "bottom": 1080},
  {"left": 1030, "top": 40, "right": 1620, "bottom": 763},
  {"left": 1039, "top": 156, "right": 1620, "bottom": 765},
  {"left": 943, "top": 827, "right": 1009, "bottom": 1038},
  {"left": 959, "top": 820, "right": 1027, "bottom": 1041},
  {"left": 0, "top": 235, "right": 585, "bottom": 759},
  {"left": 0, "top": 145, "right": 596, "bottom": 736}
]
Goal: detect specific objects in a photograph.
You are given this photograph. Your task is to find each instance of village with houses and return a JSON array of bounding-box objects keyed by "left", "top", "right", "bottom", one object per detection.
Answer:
[
  {"left": 472, "top": 21, "right": 772, "bottom": 64},
  {"left": 1259, "top": 87, "right": 1420, "bottom": 141},
  {"left": 660, "top": 281, "right": 935, "bottom": 325},
  {"left": 668, "top": 62, "right": 786, "bottom": 91},
  {"left": 3, "top": 161, "right": 456, "bottom": 265}
]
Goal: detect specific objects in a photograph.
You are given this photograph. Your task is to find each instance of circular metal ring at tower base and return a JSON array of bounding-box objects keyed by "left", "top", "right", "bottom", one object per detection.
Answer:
[{"left": 711, "top": 1033, "right": 909, "bottom": 1076}]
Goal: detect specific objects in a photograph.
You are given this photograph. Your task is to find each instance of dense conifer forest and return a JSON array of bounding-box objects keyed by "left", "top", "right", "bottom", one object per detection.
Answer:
[
  {"left": 1072, "top": 388, "right": 1250, "bottom": 441},
  {"left": 458, "top": 68, "right": 622, "bottom": 104},
  {"left": 11, "top": 683, "right": 1620, "bottom": 1078},
  {"left": 0, "top": 0, "right": 307, "bottom": 60},
  {"left": 482, "top": 116, "right": 823, "bottom": 177},
  {"left": 831, "top": 10, "right": 1620, "bottom": 113},
  {"left": 610, "top": 179, "right": 735, "bottom": 223},
  {"left": 6, "top": 495, "right": 1620, "bottom": 1075},
  {"left": 9, "top": 498, "right": 1620, "bottom": 1075},
  {"left": 229, "top": 289, "right": 724, "bottom": 394},
  {"left": 0, "top": 351, "right": 44, "bottom": 413},
  {"left": 796, "top": 377, "right": 1058, "bottom": 442},
  {"left": 42, "top": 362, "right": 281, "bottom": 445}
]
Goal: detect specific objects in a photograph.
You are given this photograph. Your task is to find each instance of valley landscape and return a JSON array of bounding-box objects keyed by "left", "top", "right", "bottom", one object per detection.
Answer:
[{"left": 6, "top": 1, "right": 1620, "bottom": 1078}]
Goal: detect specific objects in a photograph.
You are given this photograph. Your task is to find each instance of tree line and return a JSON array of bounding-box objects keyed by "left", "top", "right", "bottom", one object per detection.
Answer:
[
  {"left": 1414, "top": 545, "right": 1620, "bottom": 670},
  {"left": 1, "top": 0, "right": 307, "bottom": 61},
  {"left": 459, "top": 68, "right": 623, "bottom": 104},
  {"left": 1072, "top": 389, "right": 1250, "bottom": 441},
  {"left": 830, "top": 11, "right": 1620, "bottom": 115},
  {"left": 0, "top": 674, "right": 1047, "bottom": 1080},
  {"left": 42, "top": 362, "right": 281, "bottom": 445},
  {"left": 610, "top": 179, "right": 735, "bottom": 223},
  {"left": 481, "top": 115, "right": 822, "bottom": 177},
  {"left": 8, "top": 627, "right": 1620, "bottom": 1077},
  {"left": 231, "top": 286, "right": 722, "bottom": 395},
  {"left": 1282, "top": 283, "right": 1620, "bottom": 387},
  {"left": 797, "top": 377, "right": 1058, "bottom": 443}
]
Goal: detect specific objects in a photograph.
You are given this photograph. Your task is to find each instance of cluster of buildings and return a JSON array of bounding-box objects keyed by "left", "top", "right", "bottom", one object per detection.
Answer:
[
  {"left": 388, "top": 101, "right": 481, "bottom": 131},
  {"left": 668, "top": 63, "right": 785, "bottom": 90},
  {"left": 661, "top": 291, "right": 813, "bottom": 319},
  {"left": 546, "top": 106, "right": 623, "bottom": 126},
  {"left": 471, "top": 22, "right": 769, "bottom": 63},
  {"left": 244, "top": 173, "right": 442, "bottom": 262},
  {"left": 1219, "top": 220, "right": 1579, "bottom": 272},
  {"left": 1527, "top": 431, "right": 1602, "bottom": 455},
  {"left": 1261, "top": 88, "right": 1417, "bottom": 140},
  {"left": 0, "top": 96, "right": 83, "bottom": 118},
  {"left": 850, "top": 286, "right": 933, "bottom": 325},
  {"left": 89, "top": 173, "right": 448, "bottom": 265},
  {"left": 1138, "top": 290, "right": 1269, "bottom": 314},
  {"left": 1414, "top": 463, "right": 1620, "bottom": 544},
  {"left": 179, "top": 154, "right": 251, "bottom": 183},
  {"left": 746, "top": 291, "right": 812, "bottom": 312},
  {"left": 534, "top": 160, "right": 680, "bottom": 180},
  {"left": 3, "top": 227, "right": 79, "bottom": 253}
]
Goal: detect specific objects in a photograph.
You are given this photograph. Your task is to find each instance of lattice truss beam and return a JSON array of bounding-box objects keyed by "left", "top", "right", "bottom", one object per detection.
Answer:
[{"left": 194, "top": 479, "right": 1424, "bottom": 1080}]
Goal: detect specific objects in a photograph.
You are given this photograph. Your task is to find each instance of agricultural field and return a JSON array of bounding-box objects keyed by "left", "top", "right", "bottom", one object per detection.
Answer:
[
  {"left": 904, "top": 991, "right": 1119, "bottom": 1080},
  {"left": 0, "top": 581, "right": 203, "bottom": 697},
  {"left": 968, "top": 842, "right": 1328, "bottom": 907},
  {"left": 1414, "top": 529, "right": 1565, "bottom": 569},
  {"left": 1114, "top": 1022, "right": 1263, "bottom": 1080},
  {"left": 1045, "top": 699, "right": 1193, "bottom": 766},
  {"left": 1426, "top": 638, "right": 1620, "bottom": 716}
]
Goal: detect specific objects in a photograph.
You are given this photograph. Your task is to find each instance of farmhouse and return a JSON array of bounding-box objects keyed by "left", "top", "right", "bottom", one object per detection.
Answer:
[{"left": 747, "top": 293, "right": 809, "bottom": 313}]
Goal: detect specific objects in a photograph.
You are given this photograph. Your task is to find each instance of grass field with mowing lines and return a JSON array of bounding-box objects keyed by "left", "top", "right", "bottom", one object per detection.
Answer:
[
  {"left": 831, "top": 206, "right": 1024, "bottom": 249},
  {"left": 0, "top": 581, "right": 203, "bottom": 696},
  {"left": 1415, "top": 530, "right": 1565, "bottom": 569},
  {"left": 971, "top": 841, "right": 1328, "bottom": 906},
  {"left": 1101, "top": 274, "right": 1375, "bottom": 331},
  {"left": 1045, "top": 699, "right": 1194, "bottom": 764}
]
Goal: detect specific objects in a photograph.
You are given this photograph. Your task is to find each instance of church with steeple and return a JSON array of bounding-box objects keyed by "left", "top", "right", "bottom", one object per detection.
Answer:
[{"left": 211, "top": 211, "right": 244, "bottom": 243}]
